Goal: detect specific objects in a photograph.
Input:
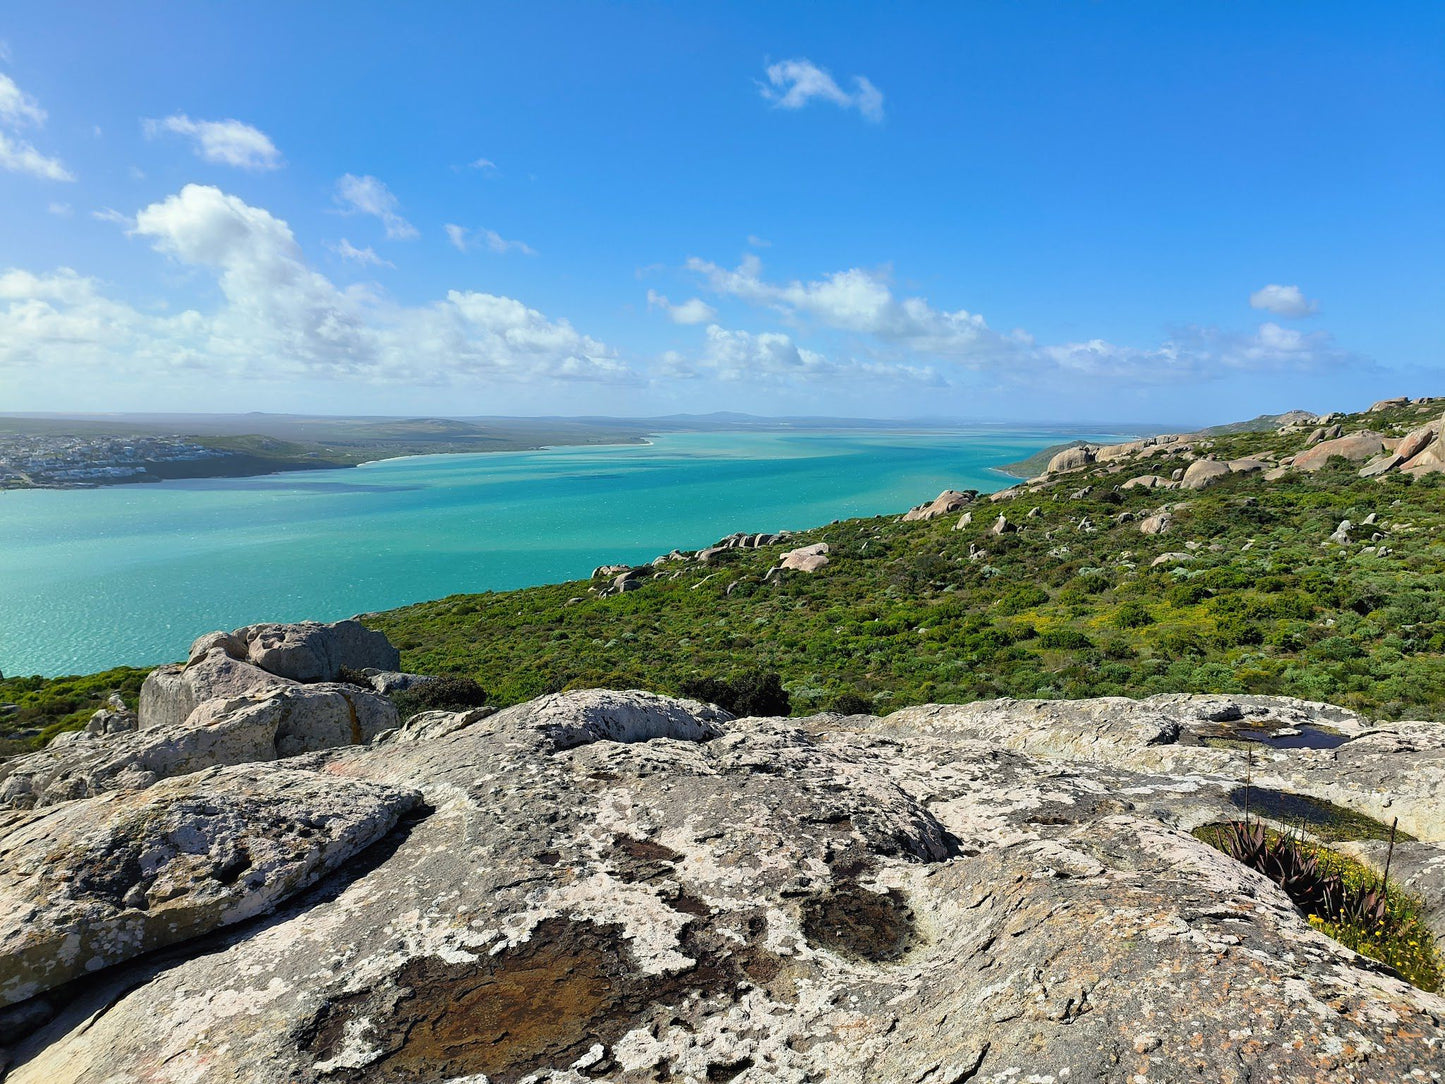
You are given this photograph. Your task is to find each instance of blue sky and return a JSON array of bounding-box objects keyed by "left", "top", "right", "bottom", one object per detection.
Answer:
[{"left": 0, "top": 3, "right": 1441, "bottom": 425}]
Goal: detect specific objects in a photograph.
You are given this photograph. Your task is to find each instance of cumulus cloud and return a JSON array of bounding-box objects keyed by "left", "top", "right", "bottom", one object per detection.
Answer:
[
  {"left": 1249, "top": 283, "right": 1317, "bottom": 318},
  {"left": 329, "top": 238, "right": 393, "bottom": 269},
  {"left": 144, "top": 114, "right": 283, "bottom": 170},
  {"left": 445, "top": 223, "right": 535, "bottom": 255},
  {"left": 682, "top": 324, "right": 942, "bottom": 387},
  {"left": 333, "top": 174, "right": 418, "bottom": 240},
  {"left": 646, "top": 289, "right": 716, "bottom": 325},
  {"left": 0, "top": 72, "right": 72, "bottom": 181},
  {"left": 759, "top": 59, "right": 884, "bottom": 122},
  {"left": 0, "top": 184, "right": 633, "bottom": 388},
  {"left": 686, "top": 252, "right": 1358, "bottom": 384},
  {"left": 687, "top": 255, "right": 999, "bottom": 358}
]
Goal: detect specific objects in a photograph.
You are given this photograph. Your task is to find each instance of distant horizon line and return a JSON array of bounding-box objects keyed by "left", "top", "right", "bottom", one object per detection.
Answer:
[{"left": 0, "top": 406, "right": 1302, "bottom": 431}]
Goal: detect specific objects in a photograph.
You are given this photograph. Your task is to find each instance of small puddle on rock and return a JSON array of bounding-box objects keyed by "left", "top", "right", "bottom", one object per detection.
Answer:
[
  {"left": 1228, "top": 787, "right": 1414, "bottom": 843},
  {"left": 1191, "top": 720, "right": 1351, "bottom": 751}
]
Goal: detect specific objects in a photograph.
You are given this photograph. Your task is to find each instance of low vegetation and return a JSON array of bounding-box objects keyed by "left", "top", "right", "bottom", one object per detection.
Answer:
[
  {"left": 1195, "top": 819, "right": 1440, "bottom": 992},
  {"left": 5, "top": 399, "right": 1445, "bottom": 745},
  {"left": 0, "top": 667, "right": 148, "bottom": 754},
  {"left": 363, "top": 400, "right": 1445, "bottom": 724}
]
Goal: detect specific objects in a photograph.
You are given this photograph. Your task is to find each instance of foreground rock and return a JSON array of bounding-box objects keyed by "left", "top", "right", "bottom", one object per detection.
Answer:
[
  {"left": 5, "top": 684, "right": 1444, "bottom": 1083},
  {"left": 0, "top": 765, "right": 420, "bottom": 1008}
]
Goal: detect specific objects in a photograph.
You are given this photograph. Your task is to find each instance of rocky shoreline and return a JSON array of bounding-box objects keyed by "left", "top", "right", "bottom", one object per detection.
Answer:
[{"left": 2, "top": 619, "right": 1443, "bottom": 1081}]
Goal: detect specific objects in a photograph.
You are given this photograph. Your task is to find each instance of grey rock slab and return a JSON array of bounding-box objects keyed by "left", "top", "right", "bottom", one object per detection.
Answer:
[
  {"left": 235, "top": 619, "right": 401, "bottom": 683},
  {"left": 0, "top": 686, "right": 398, "bottom": 809},
  {"left": 0, "top": 763, "right": 420, "bottom": 1008},
  {"left": 140, "top": 648, "right": 294, "bottom": 731},
  {"left": 6, "top": 691, "right": 1444, "bottom": 1083}
]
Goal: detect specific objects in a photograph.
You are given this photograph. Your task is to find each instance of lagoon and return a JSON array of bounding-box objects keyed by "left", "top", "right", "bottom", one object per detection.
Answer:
[{"left": 0, "top": 427, "right": 1125, "bottom": 676}]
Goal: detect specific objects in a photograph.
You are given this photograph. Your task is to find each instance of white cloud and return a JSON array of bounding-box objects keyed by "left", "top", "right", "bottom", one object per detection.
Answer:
[
  {"left": 144, "top": 114, "right": 283, "bottom": 171},
  {"left": 686, "top": 324, "right": 942, "bottom": 387},
  {"left": 329, "top": 238, "right": 394, "bottom": 269},
  {"left": 468, "top": 157, "right": 498, "bottom": 172},
  {"left": 92, "top": 207, "right": 133, "bottom": 227},
  {"left": 0, "top": 72, "right": 72, "bottom": 181},
  {"left": 646, "top": 289, "right": 716, "bottom": 325},
  {"left": 333, "top": 174, "right": 418, "bottom": 240},
  {"left": 445, "top": 223, "right": 535, "bottom": 255},
  {"left": 686, "top": 252, "right": 1357, "bottom": 384},
  {"left": 0, "top": 72, "right": 45, "bottom": 126},
  {"left": 0, "top": 184, "right": 633, "bottom": 388},
  {"left": 47, "top": 201, "right": 71, "bottom": 217},
  {"left": 687, "top": 255, "right": 996, "bottom": 356},
  {"left": 747, "top": 235, "right": 771, "bottom": 248},
  {"left": 759, "top": 59, "right": 885, "bottom": 122},
  {"left": 0, "top": 130, "right": 73, "bottom": 181},
  {"left": 1249, "top": 283, "right": 1317, "bottom": 318}
]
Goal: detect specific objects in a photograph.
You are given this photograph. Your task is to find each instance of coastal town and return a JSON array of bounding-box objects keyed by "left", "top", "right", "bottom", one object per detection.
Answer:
[{"left": 0, "top": 434, "right": 225, "bottom": 489}]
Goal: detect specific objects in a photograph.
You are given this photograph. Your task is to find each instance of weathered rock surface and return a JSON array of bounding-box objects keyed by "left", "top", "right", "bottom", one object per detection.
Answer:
[
  {"left": 1291, "top": 431, "right": 1387, "bottom": 471},
  {"left": 1045, "top": 443, "right": 1095, "bottom": 473},
  {"left": 0, "top": 765, "right": 420, "bottom": 1008},
  {"left": 83, "top": 694, "right": 136, "bottom": 737},
  {"left": 1181, "top": 457, "right": 1231, "bottom": 489},
  {"left": 140, "top": 648, "right": 293, "bottom": 731},
  {"left": 4, "top": 686, "right": 1444, "bottom": 1083},
  {"left": 232, "top": 620, "right": 401, "bottom": 683},
  {"left": 0, "top": 685, "right": 398, "bottom": 809},
  {"left": 1120, "top": 473, "right": 1175, "bottom": 490},
  {"left": 1138, "top": 509, "right": 1172, "bottom": 534}
]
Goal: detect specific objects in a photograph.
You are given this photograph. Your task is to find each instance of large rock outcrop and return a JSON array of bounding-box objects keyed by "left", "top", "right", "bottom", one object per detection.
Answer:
[
  {"left": 1291, "top": 431, "right": 1387, "bottom": 471},
  {"left": 1, "top": 621, "right": 402, "bottom": 812},
  {"left": 141, "top": 620, "right": 400, "bottom": 730},
  {"left": 0, "top": 686, "right": 399, "bottom": 809},
  {"left": 3, "top": 680, "right": 1444, "bottom": 1083},
  {"left": 901, "top": 489, "right": 973, "bottom": 522}
]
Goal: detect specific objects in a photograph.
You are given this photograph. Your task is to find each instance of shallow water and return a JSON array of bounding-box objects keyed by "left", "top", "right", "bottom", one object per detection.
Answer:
[{"left": 0, "top": 427, "right": 1123, "bottom": 676}]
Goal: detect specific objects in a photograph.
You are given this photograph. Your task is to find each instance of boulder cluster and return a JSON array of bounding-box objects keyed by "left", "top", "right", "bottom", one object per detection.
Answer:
[
  {"left": 586, "top": 529, "right": 830, "bottom": 601},
  {"left": 1029, "top": 397, "right": 1445, "bottom": 494},
  {"left": 2, "top": 617, "right": 1444, "bottom": 1082}
]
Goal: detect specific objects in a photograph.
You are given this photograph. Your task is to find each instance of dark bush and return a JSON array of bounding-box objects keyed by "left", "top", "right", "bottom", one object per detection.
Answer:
[
  {"left": 1037, "top": 629, "right": 1093, "bottom": 650},
  {"left": 679, "top": 670, "right": 791, "bottom": 717},
  {"left": 335, "top": 665, "right": 374, "bottom": 690},
  {"left": 391, "top": 675, "right": 489, "bottom": 719},
  {"left": 827, "top": 691, "right": 875, "bottom": 715}
]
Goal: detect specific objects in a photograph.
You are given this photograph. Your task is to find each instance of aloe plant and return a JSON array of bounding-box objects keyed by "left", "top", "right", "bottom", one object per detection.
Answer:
[{"left": 1214, "top": 819, "right": 1388, "bottom": 928}]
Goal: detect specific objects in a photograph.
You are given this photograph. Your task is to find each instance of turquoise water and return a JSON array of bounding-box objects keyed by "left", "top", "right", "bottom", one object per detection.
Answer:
[{"left": 0, "top": 428, "right": 1123, "bottom": 677}]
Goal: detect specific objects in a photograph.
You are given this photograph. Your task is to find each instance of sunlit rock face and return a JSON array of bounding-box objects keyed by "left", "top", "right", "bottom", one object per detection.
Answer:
[{"left": 3, "top": 658, "right": 1445, "bottom": 1082}]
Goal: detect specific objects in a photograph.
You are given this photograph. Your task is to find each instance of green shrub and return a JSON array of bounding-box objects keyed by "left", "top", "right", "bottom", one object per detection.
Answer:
[
  {"left": 827, "top": 691, "right": 875, "bottom": 715},
  {"left": 391, "top": 676, "right": 489, "bottom": 720},
  {"left": 679, "top": 670, "right": 791, "bottom": 717},
  {"left": 1037, "top": 629, "right": 1093, "bottom": 650},
  {"left": 1113, "top": 601, "right": 1155, "bottom": 629},
  {"left": 994, "top": 584, "right": 1050, "bottom": 615},
  {"left": 1166, "top": 582, "right": 1211, "bottom": 608}
]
